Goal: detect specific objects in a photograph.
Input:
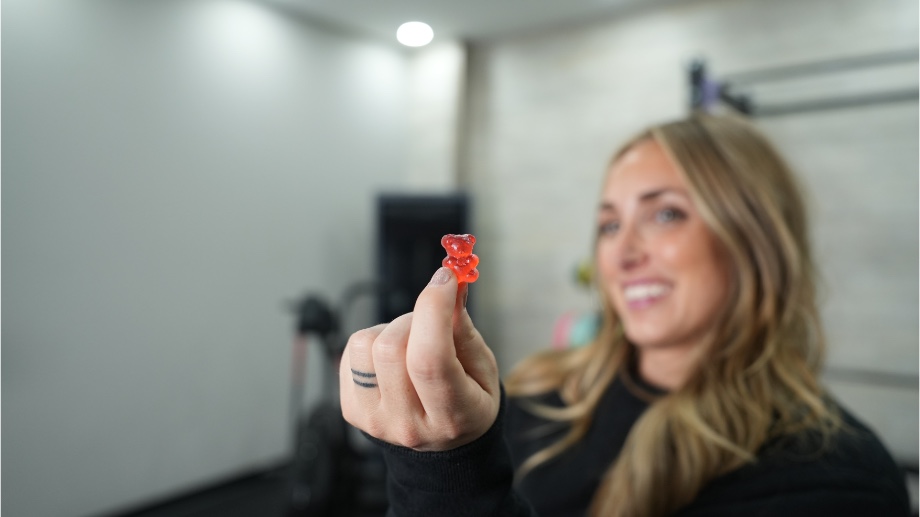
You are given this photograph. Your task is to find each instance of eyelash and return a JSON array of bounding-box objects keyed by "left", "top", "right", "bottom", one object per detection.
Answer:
[
  {"left": 597, "top": 221, "right": 620, "bottom": 236},
  {"left": 655, "top": 207, "right": 686, "bottom": 224},
  {"left": 597, "top": 207, "right": 686, "bottom": 236}
]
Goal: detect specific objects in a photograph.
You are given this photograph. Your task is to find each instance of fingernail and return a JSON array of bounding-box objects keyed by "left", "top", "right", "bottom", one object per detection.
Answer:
[
  {"left": 429, "top": 267, "right": 453, "bottom": 286},
  {"left": 462, "top": 284, "right": 469, "bottom": 308}
]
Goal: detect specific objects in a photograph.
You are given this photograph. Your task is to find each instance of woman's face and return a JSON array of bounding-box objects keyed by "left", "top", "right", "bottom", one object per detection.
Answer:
[{"left": 596, "top": 139, "right": 732, "bottom": 356}]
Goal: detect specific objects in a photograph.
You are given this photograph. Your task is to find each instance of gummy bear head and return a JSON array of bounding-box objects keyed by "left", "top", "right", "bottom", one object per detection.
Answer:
[{"left": 441, "top": 234, "right": 476, "bottom": 258}]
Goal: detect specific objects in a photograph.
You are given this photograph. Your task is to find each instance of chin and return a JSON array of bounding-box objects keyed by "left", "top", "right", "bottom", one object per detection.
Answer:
[{"left": 622, "top": 329, "right": 670, "bottom": 349}]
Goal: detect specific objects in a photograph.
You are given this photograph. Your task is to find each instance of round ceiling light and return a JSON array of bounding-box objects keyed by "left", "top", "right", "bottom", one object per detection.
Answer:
[{"left": 396, "top": 21, "right": 433, "bottom": 47}]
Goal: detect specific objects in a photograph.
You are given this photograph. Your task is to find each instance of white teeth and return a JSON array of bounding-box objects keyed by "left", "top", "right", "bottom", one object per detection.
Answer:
[{"left": 624, "top": 283, "right": 669, "bottom": 301}]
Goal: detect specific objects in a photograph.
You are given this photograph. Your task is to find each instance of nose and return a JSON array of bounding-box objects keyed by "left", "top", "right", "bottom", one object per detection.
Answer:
[{"left": 616, "top": 224, "right": 646, "bottom": 271}]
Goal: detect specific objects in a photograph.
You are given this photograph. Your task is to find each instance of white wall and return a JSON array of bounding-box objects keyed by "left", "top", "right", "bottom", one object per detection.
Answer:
[
  {"left": 463, "top": 0, "right": 918, "bottom": 463},
  {"left": 3, "top": 1, "right": 411, "bottom": 516},
  {"left": 6, "top": 0, "right": 917, "bottom": 514},
  {"left": 405, "top": 42, "right": 467, "bottom": 192}
]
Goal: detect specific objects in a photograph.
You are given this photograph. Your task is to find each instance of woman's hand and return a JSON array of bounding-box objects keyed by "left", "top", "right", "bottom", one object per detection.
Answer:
[{"left": 340, "top": 267, "right": 500, "bottom": 452}]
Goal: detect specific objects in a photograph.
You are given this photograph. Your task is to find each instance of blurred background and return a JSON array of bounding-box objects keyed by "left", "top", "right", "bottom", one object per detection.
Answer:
[{"left": 3, "top": 0, "right": 918, "bottom": 516}]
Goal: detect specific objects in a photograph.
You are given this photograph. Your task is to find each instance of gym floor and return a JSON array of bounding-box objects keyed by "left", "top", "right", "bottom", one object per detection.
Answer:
[
  {"left": 116, "top": 464, "right": 388, "bottom": 517},
  {"left": 120, "top": 469, "right": 289, "bottom": 517},
  {"left": 113, "top": 464, "right": 916, "bottom": 517}
]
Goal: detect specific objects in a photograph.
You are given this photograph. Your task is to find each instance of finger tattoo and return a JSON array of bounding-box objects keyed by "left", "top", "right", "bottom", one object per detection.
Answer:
[{"left": 351, "top": 368, "right": 377, "bottom": 388}]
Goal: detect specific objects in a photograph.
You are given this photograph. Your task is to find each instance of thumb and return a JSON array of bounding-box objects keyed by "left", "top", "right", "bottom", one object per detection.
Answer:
[
  {"left": 410, "top": 266, "right": 459, "bottom": 347},
  {"left": 406, "top": 267, "right": 467, "bottom": 391}
]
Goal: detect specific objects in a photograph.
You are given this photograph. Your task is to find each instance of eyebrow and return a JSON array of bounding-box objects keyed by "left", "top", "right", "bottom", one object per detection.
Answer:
[{"left": 598, "top": 188, "right": 686, "bottom": 211}]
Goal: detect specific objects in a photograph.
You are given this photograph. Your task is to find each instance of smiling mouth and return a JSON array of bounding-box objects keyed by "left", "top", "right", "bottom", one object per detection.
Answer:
[{"left": 623, "top": 283, "right": 670, "bottom": 306}]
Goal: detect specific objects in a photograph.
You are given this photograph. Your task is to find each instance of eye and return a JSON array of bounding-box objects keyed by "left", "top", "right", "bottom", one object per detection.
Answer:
[
  {"left": 598, "top": 221, "right": 620, "bottom": 236},
  {"left": 655, "top": 207, "right": 685, "bottom": 224}
]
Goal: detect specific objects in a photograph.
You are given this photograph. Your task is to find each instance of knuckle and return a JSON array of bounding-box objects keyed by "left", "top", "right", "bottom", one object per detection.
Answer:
[
  {"left": 408, "top": 356, "right": 443, "bottom": 383},
  {"left": 372, "top": 314, "right": 412, "bottom": 362},
  {"left": 483, "top": 350, "right": 499, "bottom": 377},
  {"left": 347, "top": 327, "right": 378, "bottom": 354},
  {"left": 392, "top": 312, "right": 414, "bottom": 326},
  {"left": 394, "top": 424, "right": 424, "bottom": 450},
  {"left": 455, "top": 322, "right": 479, "bottom": 345},
  {"left": 441, "top": 421, "right": 463, "bottom": 443},
  {"left": 440, "top": 412, "right": 471, "bottom": 443},
  {"left": 372, "top": 335, "right": 404, "bottom": 364}
]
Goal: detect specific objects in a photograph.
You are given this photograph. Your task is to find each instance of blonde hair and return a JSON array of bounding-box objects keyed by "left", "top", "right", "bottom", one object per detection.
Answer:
[{"left": 505, "top": 113, "right": 840, "bottom": 517}]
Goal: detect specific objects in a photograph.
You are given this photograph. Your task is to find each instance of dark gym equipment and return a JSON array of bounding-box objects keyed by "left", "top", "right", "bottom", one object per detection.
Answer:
[{"left": 286, "top": 193, "right": 471, "bottom": 517}]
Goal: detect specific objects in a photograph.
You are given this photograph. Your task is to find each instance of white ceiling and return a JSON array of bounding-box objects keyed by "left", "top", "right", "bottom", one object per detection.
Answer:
[{"left": 271, "top": 0, "right": 669, "bottom": 43}]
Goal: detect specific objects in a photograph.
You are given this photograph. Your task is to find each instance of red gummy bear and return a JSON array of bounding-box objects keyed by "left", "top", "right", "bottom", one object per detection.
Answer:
[{"left": 441, "top": 234, "right": 479, "bottom": 283}]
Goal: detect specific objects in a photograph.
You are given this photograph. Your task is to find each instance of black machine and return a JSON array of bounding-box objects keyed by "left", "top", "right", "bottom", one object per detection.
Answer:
[
  {"left": 285, "top": 290, "right": 387, "bottom": 517},
  {"left": 376, "top": 194, "right": 471, "bottom": 322}
]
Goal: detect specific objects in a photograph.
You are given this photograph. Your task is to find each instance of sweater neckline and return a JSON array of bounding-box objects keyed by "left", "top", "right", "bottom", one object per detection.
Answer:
[{"left": 619, "top": 361, "right": 669, "bottom": 402}]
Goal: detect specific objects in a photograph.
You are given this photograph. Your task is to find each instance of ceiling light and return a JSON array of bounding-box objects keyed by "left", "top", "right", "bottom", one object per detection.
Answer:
[{"left": 396, "top": 22, "right": 433, "bottom": 47}]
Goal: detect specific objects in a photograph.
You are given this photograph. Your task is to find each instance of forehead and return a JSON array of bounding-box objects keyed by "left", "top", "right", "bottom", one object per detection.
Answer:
[{"left": 603, "top": 139, "right": 686, "bottom": 199}]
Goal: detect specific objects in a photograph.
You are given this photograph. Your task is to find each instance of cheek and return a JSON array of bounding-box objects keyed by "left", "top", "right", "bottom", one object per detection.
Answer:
[
  {"left": 657, "top": 227, "right": 716, "bottom": 272},
  {"left": 677, "top": 238, "right": 733, "bottom": 308},
  {"left": 595, "top": 241, "right": 614, "bottom": 279},
  {"left": 595, "top": 243, "right": 624, "bottom": 302},
  {"left": 659, "top": 230, "right": 732, "bottom": 302},
  {"left": 657, "top": 240, "right": 684, "bottom": 267}
]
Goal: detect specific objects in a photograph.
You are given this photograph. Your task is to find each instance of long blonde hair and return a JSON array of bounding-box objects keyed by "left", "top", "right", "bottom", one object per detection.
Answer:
[{"left": 504, "top": 113, "right": 840, "bottom": 517}]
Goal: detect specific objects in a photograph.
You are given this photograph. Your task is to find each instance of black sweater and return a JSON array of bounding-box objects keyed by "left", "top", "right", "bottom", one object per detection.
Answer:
[{"left": 371, "top": 376, "right": 910, "bottom": 516}]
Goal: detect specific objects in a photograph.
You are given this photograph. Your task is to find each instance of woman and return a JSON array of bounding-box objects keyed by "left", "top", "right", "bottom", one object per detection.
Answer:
[{"left": 340, "top": 114, "right": 910, "bottom": 516}]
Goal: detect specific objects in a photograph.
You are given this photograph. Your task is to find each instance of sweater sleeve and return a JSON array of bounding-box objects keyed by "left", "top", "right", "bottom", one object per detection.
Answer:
[{"left": 363, "top": 387, "right": 537, "bottom": 517}]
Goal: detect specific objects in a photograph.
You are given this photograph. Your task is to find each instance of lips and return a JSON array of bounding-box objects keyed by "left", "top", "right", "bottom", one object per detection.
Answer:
[{"left": 622, "top": 281, "right": 671, "bottom": 309}]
